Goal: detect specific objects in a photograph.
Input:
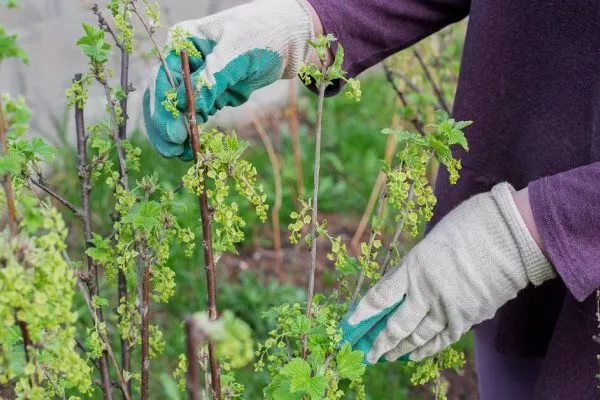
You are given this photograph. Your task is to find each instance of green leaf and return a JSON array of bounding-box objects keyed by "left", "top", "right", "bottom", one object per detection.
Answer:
[
  {"left": 76, "top": 22, "right": 112, "bottom": 63},
  {"left": 290, "top": 315, "right": 310, "bottom": 336},
  {"left": 264, "top": 374, "right": 303, "bottom": 400},
  {"left": 0, "top": 26, "right": 28, "bottom": 64},
  {"left": 279, "top": 358, "right": 328, "bottom": 399},
  {"left": 0, "top": 152, "right": 24, "bottom": 174},
  {"left": 454, "top": 120, "right": 473, "bottom": 130},
  {"left": 281, "top": 358, "right": 311, "bottom": 392},
  {"left": 447, "top": 129, "right": 469, "bottom": 151},
  {"left": 428, "top": 136, "right": 452, "bottom": 161},
  {"left": 336, "top": 343, "right": 366, "bottom": 382},
  {"left": 121, "top": 201, "right": 162, "bottom": 232},
  {"left": 30, "top": 137, "right": 56, "bottom": 161}
]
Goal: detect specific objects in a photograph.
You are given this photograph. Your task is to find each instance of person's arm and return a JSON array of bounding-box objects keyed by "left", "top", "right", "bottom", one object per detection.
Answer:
[
  {"left": 528, "top": 162, "right": 600, "bottom": 301},
  {"left": 306, "top": 0, "right": 471, "bottom": 92}
]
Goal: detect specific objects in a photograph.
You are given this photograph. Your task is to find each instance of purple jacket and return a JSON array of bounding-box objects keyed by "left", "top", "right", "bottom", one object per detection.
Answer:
[{"left": 307, "top": 0, "right": 600, "bottom": 397}]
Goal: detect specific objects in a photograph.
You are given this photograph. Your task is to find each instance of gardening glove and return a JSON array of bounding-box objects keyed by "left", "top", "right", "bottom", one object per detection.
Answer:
[
  {"left": 143, "top": 0, "right": 313, "bottom": 160},
  {"left": 340, "top": 183, "right": 556, "bottom": 364}
]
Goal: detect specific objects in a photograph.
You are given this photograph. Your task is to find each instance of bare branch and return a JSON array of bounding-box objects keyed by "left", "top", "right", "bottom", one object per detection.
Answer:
[
  {"left": 252, "top": 117, "right": 284, "bottom": 280},
  {"left": 302, "top": 63, "right": 329, "bottom": 358},
  {"left": 130, "top": 2, "right": 176, "bottom": 88},
  {"left": 29, "top": 178, "right": 83, "bottom": 219},
  {"left": 73, "top": 73, "right": 114, "bottom": 400},
  {"left": 383, "top": 63, "right": 425, "bottom": 135},
  {"left": 180, "top": 49, "right": 222, "bottom": 400},
  {"left": 412, "top": 49, "right": 450, "bottom": 114},
  {"left": 185, "top": 317, "right": 201, "bottom": 400}
]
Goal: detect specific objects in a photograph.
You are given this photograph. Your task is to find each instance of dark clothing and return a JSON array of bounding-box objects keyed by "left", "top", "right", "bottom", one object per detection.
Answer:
[{"left": 307, "top": 0, "right": 600, "bottom": 397}]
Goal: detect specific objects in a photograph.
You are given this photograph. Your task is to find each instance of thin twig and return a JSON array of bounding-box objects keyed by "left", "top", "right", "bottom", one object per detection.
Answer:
[
  {"left": 412, "top": 49, "right": 450, "bottom": 114},
  {"left": 29, "top": 178, "right": 83, "bottom": 219},
  {"left": 351, "top": 129, "right": 398, "bottom": 253},
  {"left": 287, "top": 81, "right": 305, "bottom": 200},
  {"left": 252, "top": 117, "right": 284, "bottom": 280},
  {"left": 180, "top": 49, "right": 222, "bottom": 400},
  {"left": 72, "top": 74, "right": 115, "bottom": 400},
  {"left": 303, "top": 64, "right": 329, "bottom": 358},
  {"left": 382, "top": 63, "right": 425, "bottom": 136},
  {"left": 92, "top": 4, "right": 124, "bottom": 51},
  {"left": 130, "top": 2, "right": 176, "bottom": 88},
  {"left": 351, "top": 184, "right": 389, "bottom": 306},
  {"left": 380, "top": 183, "right": 416, "bottom": 276},
  {"left": 384, "top": 67, "right": 423, "bottom": 95},
  {"left": 77, "top": 279, "right": 132, "bottom": 400},
  {"left": 95, "top": 76, "right": 129, "bottom": 191}
]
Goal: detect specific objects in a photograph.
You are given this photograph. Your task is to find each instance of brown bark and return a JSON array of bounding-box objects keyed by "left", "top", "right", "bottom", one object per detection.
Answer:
[
  {"left": 185, "top": 317, "right": 201, "bottom": 400},
  {"left": 180, "top": 49, "right": 222, "bottom": 400}
]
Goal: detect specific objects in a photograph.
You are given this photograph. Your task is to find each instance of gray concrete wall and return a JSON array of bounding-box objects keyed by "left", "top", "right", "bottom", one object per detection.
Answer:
[{"left": 0, "top": 0, "right": 291, "bottom": 141}]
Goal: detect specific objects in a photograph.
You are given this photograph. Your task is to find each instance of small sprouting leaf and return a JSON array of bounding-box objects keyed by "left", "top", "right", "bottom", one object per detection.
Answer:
[
  {"left": 264, "top": 374, "right": 303, "bottom": 400},
  {"left": 454, "top": 120, "right": 473, "bottom": 130},
  {"left": 0, "top": 25, "right": 28, "bottom": 64},
  {"left": 30, "top": 137, "right": 56, "bottom": 161},
  {"left": 447, "top": 129, "right": 469, "bottom": 151},
  {"left": 76, "top": 22, "right": 112, "bottom": 63},
  {"left": 0, "top": 152, "right": 24, "bottom": 174}
]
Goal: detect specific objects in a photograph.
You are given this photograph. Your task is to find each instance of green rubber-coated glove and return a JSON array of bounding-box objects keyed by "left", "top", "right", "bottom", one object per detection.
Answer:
[
  {"left": 143, "top": 0, "right": 313, "bottom": 160},
  {"left": 340, "top": 183, "right": 556, "bottom": 364}
]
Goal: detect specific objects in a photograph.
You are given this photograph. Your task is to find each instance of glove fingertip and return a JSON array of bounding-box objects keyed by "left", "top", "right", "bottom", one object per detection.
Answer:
[{"left": 166, "top": 117, "right": 190, "bottom": 144}]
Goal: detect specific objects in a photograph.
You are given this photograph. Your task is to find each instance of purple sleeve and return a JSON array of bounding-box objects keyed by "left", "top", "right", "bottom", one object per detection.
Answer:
[
  {"left": 306, "top": 0, "right": 471, "bottom": 92},
  {"left": 529, "top": 162, "right": 600, "bottom": 301}
]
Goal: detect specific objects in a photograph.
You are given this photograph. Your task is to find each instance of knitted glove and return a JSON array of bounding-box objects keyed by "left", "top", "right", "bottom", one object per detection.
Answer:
[
  {"left": 143, "top": 0, "right": 313, "bottom": 160},
  {"left": 341, "top": 183, "right": 556, "bottom": 364}
]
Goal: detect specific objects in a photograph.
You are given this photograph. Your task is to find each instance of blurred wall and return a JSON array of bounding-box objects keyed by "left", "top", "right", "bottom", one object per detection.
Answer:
[{"left": 0, "top": 0, "right": 291, "bottom": 142}]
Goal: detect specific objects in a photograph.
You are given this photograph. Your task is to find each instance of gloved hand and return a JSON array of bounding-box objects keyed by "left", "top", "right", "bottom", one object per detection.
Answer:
[
  {"left": 341, "top": 183, "right": 556, "bottom": 364},
  {"left": 143, "top": 0, "right": 313, "bottom": 160}
]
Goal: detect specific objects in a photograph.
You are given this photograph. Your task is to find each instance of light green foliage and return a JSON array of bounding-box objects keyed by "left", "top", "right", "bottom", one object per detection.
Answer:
[
  {"left": 0, "top": 26, "right": 28, "bottom": 64},
  {"left": 287, "top": 198, "right": 311, "bottom": 244},
  {"left": 408, "top": 348, "right": 465, "bottom": 399},
  {"left": 173, "top": 353, "right": 187, "bottom": 391},
  {"left": 257, "top": 298, "right": 366, "bottom": 400},
  {"left": 77, "top": 22, "right": 112, "bottom": 65},
  {"left": 66, "top": 74, "right": 93, "bottom": 109},
  {"left": 168, "top": 25, "right": 202, "bottom": 58},
  {"left": 0, "top": 204, "right": 92, "bottom": 397},
  {"left": 299, "top": 35, "right": 361, "bottom": 102},
  {"left": 0, "top": 1, "right": 27, "bottom": 63},
  {"left": 162, "top": 88, "right": 180, "bottom": 118},
  {"left": 108, "top": 0, "right": 135, "bottom": 54},
  {"left": 144, "top": 0, "right": 161, "bottom": 27},
  {"left": 182, "top": 128, "right": 268, "bottom": 254}
]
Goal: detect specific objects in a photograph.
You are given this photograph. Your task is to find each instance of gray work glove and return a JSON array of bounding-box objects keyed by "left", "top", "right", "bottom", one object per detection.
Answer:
[{"left": 341, "top": 183, "right": 556, "bottom": 364}]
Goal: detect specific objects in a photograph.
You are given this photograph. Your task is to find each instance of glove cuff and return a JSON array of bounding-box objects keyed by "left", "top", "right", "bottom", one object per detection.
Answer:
[{"left": 491, "top": 182, "right": 556, "bottom": 286}]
